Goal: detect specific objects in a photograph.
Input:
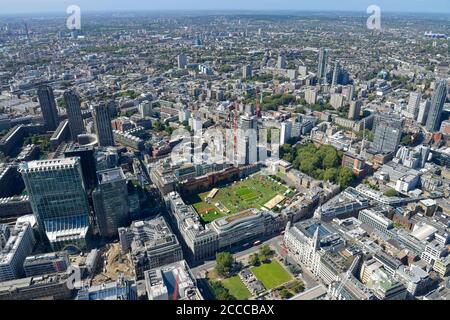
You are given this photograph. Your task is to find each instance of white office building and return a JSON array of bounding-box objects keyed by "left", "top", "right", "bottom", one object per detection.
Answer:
[
  {"left": 280, "top": 121, "right": 292, "bottom": 145},
  {"left": 145, "top": 260, "right": 202, "bottom": 300},
  {"left": 0, "top": 221, "right": 34, "bottom": 282}
]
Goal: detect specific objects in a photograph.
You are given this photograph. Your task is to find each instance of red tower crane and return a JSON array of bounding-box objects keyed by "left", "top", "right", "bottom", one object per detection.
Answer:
[
  {"left": 256, "top": 93, "right": 262, "bottom": 118},
  {"left": 233, "top": 108, "right": 238, "bottom": 156}
]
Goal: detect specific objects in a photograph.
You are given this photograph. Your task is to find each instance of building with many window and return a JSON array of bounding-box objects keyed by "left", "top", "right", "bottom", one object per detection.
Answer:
[
  {"left": 371, "top": 114, "right": 403, "bottom": 154},
  {"left": 0, "top": 221, "right": 34, "bottom": 282},
  {"left": 23, "top": 251, "right": 69, "bottom": 277},
  {"left": 93, "top": 168, "right": 130, "bottom": 238},
  {"left": 64, "top": 89, "right": 85, "bottom": 140},
  {"left": 426, "top": 80, "right": 447, "bottom": 132},
  {"left": 144, "top": 260, "right": 202, "bottom": 300},
  {"left": 92, "top": 103, "right": 114, "bottom": 147},
  {"left": 0, "top": 272, "right": 74, "bottom": 300},
  {"left": 19, "top": 158, "right": 91, "bottom": 252},
  {"left": 37, "top": 85, "right": 59, "bottom": 131},
  {"left": 118, "top": 217, "right": 183, "bottom": 280},
  {"left": 77, "top": 274, "right": 137, "bottom": 300}
]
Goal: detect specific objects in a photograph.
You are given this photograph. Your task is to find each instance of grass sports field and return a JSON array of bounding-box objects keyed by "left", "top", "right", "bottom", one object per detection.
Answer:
[
  {"left": 251, "top": 260, "right": 293, "bottom": 290},
  {"left": 221, "top": 276, "right": 252, "bottom": 300},
  {"left": 184, "top": 174, "right": 291, "bottom": 223}
]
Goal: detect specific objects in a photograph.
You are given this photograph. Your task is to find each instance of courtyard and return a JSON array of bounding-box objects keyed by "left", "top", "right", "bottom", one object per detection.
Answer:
[{"left": 185, "top": 174, "right": 292, "bottom": 223}]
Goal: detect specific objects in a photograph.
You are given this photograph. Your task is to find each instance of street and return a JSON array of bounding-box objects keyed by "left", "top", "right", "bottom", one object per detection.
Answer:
[{"left": 192, "top": 234, "right": 319, "bottom": 292}]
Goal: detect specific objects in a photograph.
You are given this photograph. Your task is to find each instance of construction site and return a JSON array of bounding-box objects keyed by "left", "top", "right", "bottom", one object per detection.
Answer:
[{"left": 91, "top": 243, "right": 135, "bottom": 285}]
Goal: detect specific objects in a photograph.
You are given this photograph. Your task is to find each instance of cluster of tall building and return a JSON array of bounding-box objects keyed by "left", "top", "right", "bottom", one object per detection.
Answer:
[
  {"left": 315, "top": 49, "right": 350, "bottom": 87},
  {"left": 10, "top": 84, "right": 126, "bottom": 251},
  {"left": 18, "top": 157, "right": 133, "bottom": 252},
  {"left": 37, "top": 85, "right": 116, "bottom": 148},
  {"left": 404, "top": 80, "right": 447, "bottom": 133}
]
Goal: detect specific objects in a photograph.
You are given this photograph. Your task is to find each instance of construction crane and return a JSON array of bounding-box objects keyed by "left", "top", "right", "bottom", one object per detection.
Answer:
[
  {"left": 256, "top": 92, "right": 262, "bottom": 118},
  {"left": 233, "top": 108, "right": 239, "bottom": 157},
  {"left": 360, "top": 118, "right": 366, "bottom": 157},
  {"left": 331, "top": 255, "right": 361, "bottom": 300}
]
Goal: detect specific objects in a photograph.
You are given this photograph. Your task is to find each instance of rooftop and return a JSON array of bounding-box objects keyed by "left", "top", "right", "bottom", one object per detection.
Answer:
[
  {"left": 97, "top": 167, "right": 126, "bottom": 184},
  {"left": 19, "top": 158, "right": 79, "bottom": 173}
]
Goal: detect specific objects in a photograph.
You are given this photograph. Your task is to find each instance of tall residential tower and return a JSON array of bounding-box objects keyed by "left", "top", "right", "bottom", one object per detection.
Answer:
[
  {"left": 64, "top": 90, "right": 85, "bottom": 140},
  {"left": 92, "top": 103, "right": 115, "bottom": 147},
  {"left": 317, "top": 48, "right": 329, "bottom": 85},
  {"left": 426, "top": 80, "right": 447, "bottom": 132},
  {"left": 37, "top": 85, "right": 59, "bottom": 131}
]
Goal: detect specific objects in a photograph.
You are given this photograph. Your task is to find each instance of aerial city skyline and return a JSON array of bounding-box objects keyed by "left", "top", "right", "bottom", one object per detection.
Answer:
[{"left": 0, "top": 1, "right": 449, "bottom": 306}]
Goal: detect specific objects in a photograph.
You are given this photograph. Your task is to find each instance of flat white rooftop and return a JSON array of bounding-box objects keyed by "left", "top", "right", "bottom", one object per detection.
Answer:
[{"left": 19, "top": 158, "right": 79, "bottom": 172}]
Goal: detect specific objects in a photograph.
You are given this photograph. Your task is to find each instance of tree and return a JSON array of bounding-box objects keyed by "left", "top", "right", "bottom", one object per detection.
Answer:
[
  {"left": 322, "top": 151, "right": 339, "bottom": 169},
  {"left": 279, "top": 288, "right": 293, "bottom": 299},
  {"left": 57, "top": 99, "right": 66, "bottom": 109},
  {"left": 249, "top": 253, "right": 260, "bottom": 267},
  {"left": 323, "top": 168, "right": 338, "bottom": 183},
  {"left": 291, "top": 280, "right": 305, "bottom": 294},
  {"left": 336, "top": 167, "right": 354, "bottom": 188},
  {"left": 281, "top": 144, "right": 293, "bottom": 159},
  {"left": 384, "top": 188, "right": 399, "bottom": 197},
  {"left": 299, "top": 153, "right": 320, "bottom": 175},
  {"left": 215, "top": 252, "right": 234, "bottom": 278},
  {"left": 210, "top": 281, "right": 236, "bottom": 300},
  {"left": 401, "top": 134, "right": 413, "bottom": 146},
  {"left": 153, "top": 120, "right": 165, "bottom": 131},
  {"left": 165, "top": 126, "right": 174, "bottom": 135},
  {"left": 283, "top": 153, "right": 294, "bottom": 163},
  {"left": 259, "top": 245, "right": 272, "bottom": 258},
  {"left": 219, "top": 65, "right": 234, "bottom": 73}
]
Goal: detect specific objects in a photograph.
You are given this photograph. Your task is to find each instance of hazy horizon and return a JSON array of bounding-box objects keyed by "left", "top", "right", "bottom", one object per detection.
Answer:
[{"left": 1, "top": 0, "right": 449, "bottom": 15}]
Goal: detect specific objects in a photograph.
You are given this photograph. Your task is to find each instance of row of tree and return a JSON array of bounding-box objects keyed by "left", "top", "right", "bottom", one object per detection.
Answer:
[{"left": 281, "top": 143, "right": 355, "bottom": 188}]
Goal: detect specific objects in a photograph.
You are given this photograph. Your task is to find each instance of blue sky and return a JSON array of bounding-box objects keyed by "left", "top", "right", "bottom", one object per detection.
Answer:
[{"left": 1, "top": 0, "right": 449, "bottom": 14}]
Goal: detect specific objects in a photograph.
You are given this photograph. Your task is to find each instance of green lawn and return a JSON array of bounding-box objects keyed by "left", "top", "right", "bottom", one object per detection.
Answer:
[
  {"left": 221, "top": 276, "right": 252, "bottom": 300},
  {"left": 201, "top": 210, "right": 226, "bottom": 223},
  {"left": 185, "top": 174, "right": 290, "bottom": 223},
  {"left": 251, "top": 260, "right": 293, "bottom": 290}
]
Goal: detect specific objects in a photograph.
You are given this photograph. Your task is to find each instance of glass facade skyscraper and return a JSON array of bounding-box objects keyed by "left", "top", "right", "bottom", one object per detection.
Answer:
[
  {"left": 317, "top": 48, "right": 329, "bottom": 85},
  {"left": 19, "top": 158, "right": 91, "bottom": 252},
  {"left": 92, "top": 168, "right": 129, "bottom": 238},
  {"left": 426, "top": 80, "right": 447, "bottom": 132},
  {"left": 372, "top": 114, "right": 403, "bottom": 154}
]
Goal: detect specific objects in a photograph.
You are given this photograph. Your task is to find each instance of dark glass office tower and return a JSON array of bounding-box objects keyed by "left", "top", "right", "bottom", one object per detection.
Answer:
[
  {"left": 63, "top": 143, "right": 97, "bottom": 191},
  {"left": 92, "top": 168, "right": 129, "bottom": 238},
  {"left": 372, "top": 114, "right": 403, "bottom": 154}
]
